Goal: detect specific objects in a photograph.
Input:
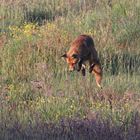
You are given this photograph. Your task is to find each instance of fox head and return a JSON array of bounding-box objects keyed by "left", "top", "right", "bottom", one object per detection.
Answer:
[{"left": 61, "top": 53, "right": 79, "bottom": 71}]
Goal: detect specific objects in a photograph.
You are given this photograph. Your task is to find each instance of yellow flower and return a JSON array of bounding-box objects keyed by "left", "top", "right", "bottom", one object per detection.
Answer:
[{"left": 23, "top": 23, "right": 36, "bottom": 36}]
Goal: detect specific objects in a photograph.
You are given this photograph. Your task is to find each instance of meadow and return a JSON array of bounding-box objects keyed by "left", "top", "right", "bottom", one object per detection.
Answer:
[{"left": 0, "top": 0, "right": 140, "bottom": 139}]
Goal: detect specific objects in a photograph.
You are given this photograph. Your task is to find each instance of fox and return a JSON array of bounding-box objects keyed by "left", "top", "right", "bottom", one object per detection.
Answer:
[{"left": 61, "top": 34, "right": 102, "bottom": 88}]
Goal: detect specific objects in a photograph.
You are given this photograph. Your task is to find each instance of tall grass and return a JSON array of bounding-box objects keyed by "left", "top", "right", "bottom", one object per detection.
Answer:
[{"left": 0, "top": 0, "right": 140, "bottom": 139}]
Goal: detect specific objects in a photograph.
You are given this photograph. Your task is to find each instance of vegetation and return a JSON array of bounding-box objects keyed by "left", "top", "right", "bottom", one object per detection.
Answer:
[{"left": 0, "top": 0, "right": 140, "bottom": 139}]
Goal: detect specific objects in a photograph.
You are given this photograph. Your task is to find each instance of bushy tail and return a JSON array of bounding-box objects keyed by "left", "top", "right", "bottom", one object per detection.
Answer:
[{"left": 92, "top": 64, "right": 103, "bottom": 88}]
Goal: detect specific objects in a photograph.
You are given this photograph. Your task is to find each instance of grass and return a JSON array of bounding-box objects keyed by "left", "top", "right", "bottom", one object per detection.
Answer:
[{"left": 0, "top": 0, "right": 140, "bottom": 139}]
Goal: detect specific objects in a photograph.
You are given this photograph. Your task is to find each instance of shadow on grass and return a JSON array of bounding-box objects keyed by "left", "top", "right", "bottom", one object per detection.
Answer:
[{"left": 0, "top": 117, "right": 140, "bottom": 140}]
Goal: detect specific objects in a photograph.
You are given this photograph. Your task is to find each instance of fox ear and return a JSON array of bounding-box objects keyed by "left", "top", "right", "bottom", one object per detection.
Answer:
[
  {"left": 72, "top": 54, "right": 78, "bottom": 59},
  {"left": 61, "top": 54, "right": 67, "bottom": 58}
]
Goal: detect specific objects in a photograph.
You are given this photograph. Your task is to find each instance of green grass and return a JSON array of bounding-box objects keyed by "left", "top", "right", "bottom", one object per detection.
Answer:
[{"left": 0, "top": 0, "right": 140, "bottom": 139}]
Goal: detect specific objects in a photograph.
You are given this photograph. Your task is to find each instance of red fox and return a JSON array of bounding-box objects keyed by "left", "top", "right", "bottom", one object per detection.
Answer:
[{"left": 61, "top": 35, "right": 102, "bottom": 88}]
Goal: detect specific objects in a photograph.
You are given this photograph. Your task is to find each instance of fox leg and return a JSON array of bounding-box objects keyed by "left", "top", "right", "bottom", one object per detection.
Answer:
[
  {"left": 91, "top": 64, "right": 103, "bottom": 88},
  {"left": 89, "top": 63, "right": 96, "bottom": 73},
  {"left": 77, "top": 59, "right": 83, "bottom": 71},
  {"left": 89, "top": 58, "right": 96, "bottom": 73},
  {"left": 75, "top": 58, "right": 86, "bottom": 76},
  {"left": 81, "top": 64, "right": 86, "bottom": 76}
]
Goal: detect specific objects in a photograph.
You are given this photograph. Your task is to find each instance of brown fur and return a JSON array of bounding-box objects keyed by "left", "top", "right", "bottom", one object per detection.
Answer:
[{"left": 62, "top": 35, "right": 102, "bottom": 88}]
